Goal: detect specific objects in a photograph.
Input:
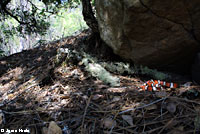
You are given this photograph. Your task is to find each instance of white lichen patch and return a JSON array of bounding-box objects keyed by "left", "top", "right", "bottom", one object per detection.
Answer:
[
  {"left": 85, "top": 63, "right": 120, "bottom": 87},
  {"left": 100, "top": 62, "right": 133, "bottom": 74}
]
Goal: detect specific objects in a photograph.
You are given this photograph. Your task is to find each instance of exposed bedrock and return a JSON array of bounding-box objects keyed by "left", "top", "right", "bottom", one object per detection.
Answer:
[{"left": 95, "top": 0, "right": 200, "bottom": 74}]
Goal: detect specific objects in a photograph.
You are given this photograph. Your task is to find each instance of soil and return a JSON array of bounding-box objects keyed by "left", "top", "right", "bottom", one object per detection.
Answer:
[{"left": 0, "top": 29, "right": 200, "bottom": 134}]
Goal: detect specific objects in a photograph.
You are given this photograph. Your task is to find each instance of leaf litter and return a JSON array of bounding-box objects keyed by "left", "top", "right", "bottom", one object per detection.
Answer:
[{"left": 0, "top": 30, "right": 200, "bottom": 133}]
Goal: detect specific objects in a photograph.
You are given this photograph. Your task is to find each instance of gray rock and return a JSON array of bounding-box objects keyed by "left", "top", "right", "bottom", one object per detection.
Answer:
[{"left": 95, "top": 0, "right": 200, "bottom": 73}]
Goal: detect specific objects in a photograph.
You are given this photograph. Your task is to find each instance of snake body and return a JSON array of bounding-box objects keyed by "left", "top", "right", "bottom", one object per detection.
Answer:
[{"left": 140, "top": 80, "right": 179, "bottom": 91}]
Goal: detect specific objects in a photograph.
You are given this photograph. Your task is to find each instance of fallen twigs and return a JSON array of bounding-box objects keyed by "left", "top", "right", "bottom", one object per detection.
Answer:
[
  {"left": 0, "top": 30, "right": 200, "bottom": 134},
  {"left": 119, "top": 97, "right": 167, "bottom": 114}
]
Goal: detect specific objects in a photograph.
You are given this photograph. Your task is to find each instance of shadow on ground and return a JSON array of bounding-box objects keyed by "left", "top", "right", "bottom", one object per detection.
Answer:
[{"left": 0, "top": 30, "right": 200, "bottom": 134}]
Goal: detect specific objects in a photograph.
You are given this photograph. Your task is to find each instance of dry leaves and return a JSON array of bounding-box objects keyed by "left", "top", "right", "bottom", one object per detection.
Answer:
[
  {"left": 121, "top": 115, "right": 134, "bottom": 126},
  {"left": 145, "top": 104, "right": 158, "bottom": 110},
  {"left": 42, "top": 127, "right": 48, "bottom": 134},
  {"left": 166, "top": 102, "right": 176, "bottom": 114},
  {"left": 92, "top": 94, "right": 103, "bottom": 100},
  {"left": 168, "top": 126, "right": 184, "bottom": 134},
  {"left": 194, "top": 115, "right": 200, "bottom": 130},
  {"left": 155, "top": 91, "right": 167, "bottom": 98},
  {"left": 102, "top": 118, "right": 116, "bottom": 129},
  {"left": 0, "top": 30, "right": 200, "bottom": 134},
  {"left": 0, "top": 110, "right": 5, "bottom": 125}
]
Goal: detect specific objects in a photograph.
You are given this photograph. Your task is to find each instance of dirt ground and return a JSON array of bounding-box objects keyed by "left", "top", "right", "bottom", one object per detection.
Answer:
[{"left": 0, "top": 30, "right": 200, "bottom": 134}]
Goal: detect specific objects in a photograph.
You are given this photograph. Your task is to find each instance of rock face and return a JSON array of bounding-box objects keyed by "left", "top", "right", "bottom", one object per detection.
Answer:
[{"left": 95, "top": 0, "right": 200, "bottom": 73}]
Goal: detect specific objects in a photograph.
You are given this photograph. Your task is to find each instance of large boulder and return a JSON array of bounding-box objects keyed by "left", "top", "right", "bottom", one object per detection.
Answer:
[{"left": 95, "top": 0, "right": 200, "bottom": 73}]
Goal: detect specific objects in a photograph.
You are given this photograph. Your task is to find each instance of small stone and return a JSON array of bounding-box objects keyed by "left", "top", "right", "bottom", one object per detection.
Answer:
[{"left": 47, "top": 121, "right": 62, "bottom": 134}]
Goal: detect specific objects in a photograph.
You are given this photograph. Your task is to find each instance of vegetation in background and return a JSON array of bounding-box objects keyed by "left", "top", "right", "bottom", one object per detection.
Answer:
[
  {"left": 47, "top": 6, "right": 88, "bottom": 39},
  {"left": 0, "top": 0, "right": 87, "bottom": 56}
]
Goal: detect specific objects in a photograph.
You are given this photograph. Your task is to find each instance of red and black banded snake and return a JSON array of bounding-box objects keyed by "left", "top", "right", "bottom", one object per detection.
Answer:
[{"left": 140, "top": 80, "right": 179, "bottom": 91}]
